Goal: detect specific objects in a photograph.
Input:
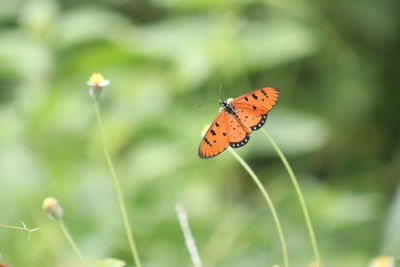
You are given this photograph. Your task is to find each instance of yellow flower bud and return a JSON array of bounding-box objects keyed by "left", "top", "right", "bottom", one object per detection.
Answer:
[{"left": 42, "top": 197, "right": 63, "bottom": 220}]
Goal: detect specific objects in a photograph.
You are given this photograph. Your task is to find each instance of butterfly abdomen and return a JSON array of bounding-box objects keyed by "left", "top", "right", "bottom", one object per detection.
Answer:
[{"left": 234, "top": 114, "right": 252, "bottom": 134}]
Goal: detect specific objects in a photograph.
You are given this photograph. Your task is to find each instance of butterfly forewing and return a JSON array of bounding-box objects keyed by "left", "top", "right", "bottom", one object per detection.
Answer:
[
  {"left": 232, "top": 87, "right": 280, "bottom": 116},
  {"left": 199, "top": 111, "right": 230, "bottom": 158}
]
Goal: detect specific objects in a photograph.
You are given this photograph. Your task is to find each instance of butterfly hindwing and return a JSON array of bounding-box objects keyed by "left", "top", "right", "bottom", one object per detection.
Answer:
[
  {"left": 198, "top": 111, "right": 230, "bottom": 158},
  {"left": 235, "top": 109, "right": 268, "bottom": 131},
  {"left": 227, "top": 114, "right": 250, "bottom": 148},
  {"left": 232, "top": 87, "right": 280, "bottom": 116}
]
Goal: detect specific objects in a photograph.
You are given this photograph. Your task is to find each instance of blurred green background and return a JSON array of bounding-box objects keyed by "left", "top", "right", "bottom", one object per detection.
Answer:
[{"left": 0, "top": 0, "right": 399, "bottom": 266}]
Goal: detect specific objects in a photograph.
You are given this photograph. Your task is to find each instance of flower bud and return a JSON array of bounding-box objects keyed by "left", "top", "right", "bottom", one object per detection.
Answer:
[{"left": 42, "top": 197, "right": 63, "bottom": 220}]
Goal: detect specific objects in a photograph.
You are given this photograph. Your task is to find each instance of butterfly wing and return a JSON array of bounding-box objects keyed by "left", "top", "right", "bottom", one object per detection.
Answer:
[
  {"left": 198, "top": 111, "right": 230, "bottom": 158},
  {"left": 232, "top": 87, "right": 280, "bottom": 130},
  {"left": 232, "top": 87, "right": 280, "bottom": 115},
  {"left": 226, "top": 113, "right": 250, "bottom": 148}
]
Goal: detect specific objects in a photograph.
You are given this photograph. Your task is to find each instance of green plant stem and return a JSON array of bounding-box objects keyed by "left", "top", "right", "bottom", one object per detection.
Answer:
[
  {"left": 260, "top": 128, "right": 321, "bottom": 266},
  {"left": 0, "top": 222, "right": 40, "bottom": 240},
  {"left": 0, "top": 223, "right": 34, "bottom": 231},
  {"left": 228, "top": 147, "right": 289, "bottom": 267},
  {"left": 59, "top": 220, "right": 86, "bottom": 266},
  {"left": 94, "top": 100, "right": 143, "bottom": 267}
]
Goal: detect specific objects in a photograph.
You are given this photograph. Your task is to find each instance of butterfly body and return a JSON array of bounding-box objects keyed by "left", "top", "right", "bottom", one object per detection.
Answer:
[
  {"left": 219, "top": 98, "right": 253, "bottom": 134},
  {"left": 199, "top": 87, "right": 280, "bottom": 158}
]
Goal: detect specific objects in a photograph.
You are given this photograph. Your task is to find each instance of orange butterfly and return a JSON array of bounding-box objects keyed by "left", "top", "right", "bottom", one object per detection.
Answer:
[{"left": 199, "top": 87, "right": 280, "bottom": 158}]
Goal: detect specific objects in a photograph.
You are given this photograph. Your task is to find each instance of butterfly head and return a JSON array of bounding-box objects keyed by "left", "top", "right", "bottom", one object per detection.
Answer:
[
  {"left": 219, "top": 98, "right": 233, "bottom": 107},
  {"left": 219, "top": 98, "right": 234, "bottom": 114}
]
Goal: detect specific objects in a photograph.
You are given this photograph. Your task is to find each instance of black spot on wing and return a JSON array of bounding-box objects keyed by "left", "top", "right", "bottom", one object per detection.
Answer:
[
  {"left": 261, "top": 88, "right": 268, "bottom": 97},
  {"left": 210, "top": 130, "right": 216, "bottom": 136},
  {"left": 252, "top": 93, "right": 258, "bottom": 100},
  {"left": 203, "top": 137, "right": 213, "bottom": 147},
  {"left": 229, "top": 134, "right": 250, "bottom": 148}
]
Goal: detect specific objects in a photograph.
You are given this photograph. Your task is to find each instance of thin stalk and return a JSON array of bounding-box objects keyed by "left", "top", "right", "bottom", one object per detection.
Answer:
[
  {"left": 94, "top": 100, "right": 143, "bottom": 267},
  {"left": 59, "top": 220, "right": 86, "bottom": 266},
  {"left": 0, "top": 222, "right": 40, "bottom": 240},
  {"left": 228, "top": 147, "right": 289, "bottom": 267},
  {"left": 260, "top": 128, "right": 321, "bottom": 266}
]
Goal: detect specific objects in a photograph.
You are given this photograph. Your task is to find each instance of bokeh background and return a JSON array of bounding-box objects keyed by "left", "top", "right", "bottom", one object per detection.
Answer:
[{"left": 0, "top": 0, "right": 399, "bottom": 266}]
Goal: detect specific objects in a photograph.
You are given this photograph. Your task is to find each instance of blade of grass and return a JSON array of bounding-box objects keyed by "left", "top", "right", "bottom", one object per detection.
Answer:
[
  {"left": 175, "top": 204, "right": 203, "bottom": 267},
  {"left": 260, "top": 128, "right": 321, "bottom": 266},
  {"left": 94, "top": 99, "right": 143, "bottom": 267},
  {"left": 228, "top": 147, "right": 289, "bottom": 267}
]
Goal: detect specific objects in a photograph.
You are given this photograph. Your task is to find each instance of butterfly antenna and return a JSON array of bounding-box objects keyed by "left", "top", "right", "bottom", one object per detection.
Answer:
[
  {"left": 198, "top": 100, "right": 216, "bottom": 108},
  {"left": 198, "top": 83, "right": 224, "bottom": 108}
]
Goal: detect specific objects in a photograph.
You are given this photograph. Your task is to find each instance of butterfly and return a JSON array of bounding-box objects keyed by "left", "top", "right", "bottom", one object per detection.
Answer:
[{"left": 199, "top": 87, "right": 280, "bottom": 158}]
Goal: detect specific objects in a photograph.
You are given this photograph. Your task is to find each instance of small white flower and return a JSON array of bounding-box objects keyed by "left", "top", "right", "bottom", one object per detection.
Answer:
[
  {"left": 87, "top": 73, "right": 110, "bottom": 98},
  {"left": 87, "top": 73, "right": 110, "bottom": 87}
]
